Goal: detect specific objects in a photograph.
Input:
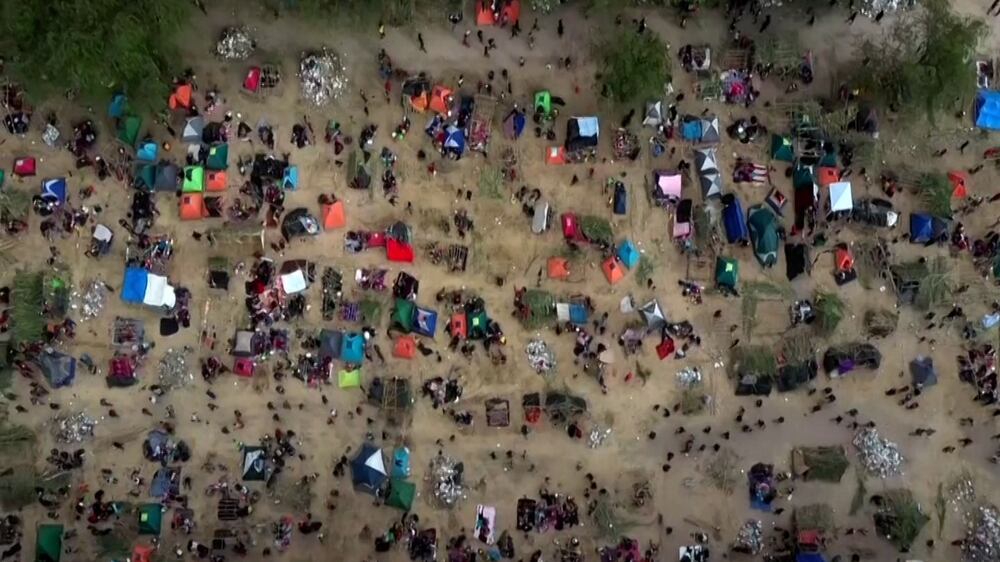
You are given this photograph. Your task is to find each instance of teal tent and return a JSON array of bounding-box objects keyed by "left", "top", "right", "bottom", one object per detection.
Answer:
[
  {"left": 770, "top": 134, "right": 794, "bottom": 162},
  {"left": 715, "top": 257, "right": 739, "bottom": 290},
  {"left": 118, "top": 115, "right": 142, "bottom": 147},
  {"left": 137, "top": 504, "right": 162, "bottom": 535},
  {"left": 206, "top": 144, "right": 229, "bottom": 171},
  {"left": 392, "top": 299, "right": 415, "bottom": 332},
  {"left": 35, "top": 524, "right": 63, "bottom": 562},
  {"left": 748, "top": 206, "right": 779, "bottom": 268}
]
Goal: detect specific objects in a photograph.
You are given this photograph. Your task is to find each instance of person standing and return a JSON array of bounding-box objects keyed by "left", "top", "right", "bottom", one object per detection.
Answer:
[
  {"left": 378, "top": 20, "right": 385, "bottom": 39},
  {"left": 418, "top": 33, "right": 427, "bottom": 53}
]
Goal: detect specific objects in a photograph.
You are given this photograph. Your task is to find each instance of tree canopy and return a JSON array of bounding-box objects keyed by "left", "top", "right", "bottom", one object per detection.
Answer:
[
  {"left": 853, "top": 0, "right": 984, "bottom": 120},
  {"left": 0, "top": 0, "right": 191, "bottom": 110},
  {"left": 597, "top": 31, "right": 671, "bottom": 106}
]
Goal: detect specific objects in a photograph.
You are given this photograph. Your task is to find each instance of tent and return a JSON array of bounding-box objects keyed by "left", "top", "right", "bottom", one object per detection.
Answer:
[
  {"left": 13, "top": 156, "right": 36, "bottom": 177},
  {"left": 785, "top": 243, "right": 810, "bottom": 281},
  {"left": 770, "top": 134, "right": 795, "bottom": 162},
  {"left": 131, "top": 545, "right": 154, "bottom": 562},
  {"left": 206, "top": 170, "right": 227, "bottom": 192},
  {"left": 699, "top": 116, "right": 720, "bottom": 143},
  {"left": 639, "top": 299, "right": 666, "bottom": 329},
  {"left": 557, "top": 302, "right": 589, "bottom": 324},
  {"left": 828, "top": 181, "right": 854, "bottom": 213},
  {"left": 617, "top": 240, "right": 640, "bottom": 269},
  {"left": 450, "top": 312, "right": 468, "bottom": 338},
  {"left": 138, "top": 504, "right": 162, "bottom": 535},
  {"left": 694, "top": 147, "right": 718, "bottom": 173},
  {"left": 793, "top": 166, "right": 816, "bottom": 191},
  {"left": 392, "top": 299, "right": 416, "bottom": 332},
  {"left": 680, "top": 117, "right": 702, "bottom": 141},
  {"left": 351, "top": 443, "right": 388, "bottom": 494},
  {"left": 414, "top": 307, "right": 439, "bottom": 337},
  {"left": 155, "top": 163, "right": 179, "bottom": 192},
  {"left": 35, "top": 524, "right": 63, "bottom": 562},
  {"left": 601, "top": 257, "right": 626, "bottom": 284},
  {"left": 547, "top": 257, "right": 571, "bottom": 279},
  {"left": 319, "top": 329, "right": 343, "bottom": 362},
  {"left": 565, "top": 116, "right": 599, "bottom": 152},
  {"left": 206, "top": 144, "right": 229, "bottom": 171},
  {"left": 443, "top": 126, "right": 466, "bottom": 157},
  {"left": 183, "top": 166, "right": 205, "bottom": 193},
  {"left": 394, "top": 335, "right": 417, "bottom": 359},
  {"left": 715, "top": 256, "right": 739, "bottom": 290},
  {"left": 386, "top": 239, "right": 415, "bottom": 263},
  {"left": 652, "top": 170, "right": 682, "bottom": 203},
  {"left": 503, "top": 109, "right": 526, "bottom": 139},
  {"left": 137, "top": 141, "right": 158, "bottom": 162},
  {"left": 41, "top": 178, "right": 67, "bottom": 204},
  {"left": 38, "top": 350, "right": 76, "bottom": 388},
  {"left": 392, "top": 447, "right": 411, "bottom": 478},
  {"left": 748, "top": 206, "right": 779, "bottom": 267},
  {"left": 545, "top": 146, "right": 567, "bottom": 165},
  {"left": 282, "top": 165, "right": 299, "bottom": 190},
  {"left": 339, "top": 368, "right": 362, "bottom": 388},
  {"left": 975, "top": 90, "right": 1000, "bottom": 130},
  {"left": 613, "top": 182, "right": 627, "bottom": 214},
  {"left": 341, "top": 332, "right": 365, "bottom": 363},
  {"left": 534, "top": 90, "right": 552, "bottom": 116},
  {"left": 643, "top": 101, "right": 664, "bottom": 127},
  {"left": 722, "top": 194, "right": 748, "bottom": 243},
  {"left": 476, "top": 0, "right": 520, "bottom": 25},
  {"left": 817, "top": 166, "right": 839, "bottom": 187},
  {"left": 122, "top": 267, "right": 177, "bottom": 308},
  {"left": 181, "top": 116, "right": 204, "bottom": 144},
  {"left": 699, "top": 171, "right": 723, "bottom": 199},
  {"left": 242, "top": 446, "right": 268, "bottom": 481},
  {"left": 386, "top": 478, "right": 416, "bottom": 511},
  {"left": 179, "top": 194, "right": 206, "bottom": 221},
  {"left": 108, "top": 93, "right": 127, "bottom": 119},
  {"left": 909, "top": 213, "right": 947, "bottom": 243},
  {"left": 169, "top": 84, "right": 193, "bottom": 110},
  {"left": 322, "top": 201, "right": 346, "bottom": 230},
  {"left": 948, "top": 170, "right": 968, "bottom": 198},
  {"left": 910, "top": 356, "right": 938, "bottom": 387},
  {"left": 430, "top": 85, "right": 455, "bottom": 116},
  {"left": 348, "top": 150, "right": 374, "bottom": 189},
  {"left": 118, "top": 115, "right": 142, "bottom": 147}
]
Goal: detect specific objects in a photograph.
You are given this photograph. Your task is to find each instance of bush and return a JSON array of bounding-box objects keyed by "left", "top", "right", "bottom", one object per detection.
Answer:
[
  {"left": 917, "top": 172, "right": 954, "bottom": 218},
  {"left": 875, "top": 490, "right": 930, "bottom": 552},
  {"left": 814, "top": 292, "right": 846, "bottom": 336},
  {"left": 597, "top": 31, "right": 671, "bottom": 106}
]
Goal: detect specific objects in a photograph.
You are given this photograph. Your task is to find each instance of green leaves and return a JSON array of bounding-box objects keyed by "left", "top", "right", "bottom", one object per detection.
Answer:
[{"left": 597, "top": 31, "right": 670, "bottom": 106}]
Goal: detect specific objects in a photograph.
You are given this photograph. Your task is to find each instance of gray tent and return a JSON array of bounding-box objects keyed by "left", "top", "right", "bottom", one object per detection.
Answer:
[
  {"left": 694, "top": 147, "right": 718, "bottom": 173},
  {"left": 154, "top": 163, "right": 179, "bottom": 192},
  {"left": 643, "top": 101, "right": 664, "bottom": 128},
  {"left": 909, "top": 356, "right": 938, "bottom": 388},
  {"left": 182, "top": 116, "right": 205, "bottom": 144},
  {"left": 242, "top": 446, "right": 269, "bottom": 481},
  {"left": 638, "top": 299, "right": 666, "bottom": 329},
  {"left": 39, "top": 350, "right": 77, "bottom": 388},
  {"left": 699, "top": 116, "right": 720, "bottom": 144},
  {"left": 699, "top": 171, "right": 723, "bottom": 199},
  {"left": 319, "top": 329, "right": 343, "bottom": 362}
]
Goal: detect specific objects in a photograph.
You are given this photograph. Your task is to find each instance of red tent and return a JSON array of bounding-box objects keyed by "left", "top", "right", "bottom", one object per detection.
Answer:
[
  {"left": 656, "top": 337, "right": 675, "bottom": 360},
  {"left": 13, "top": 156, "right": 36, "bottom": 177},
  {"left": 233, "top": 358, "right": 255, "bottom": 377},
  {"left": 206, "top": 170, "right": 228, "bottom": 192},
  {"left": 386, "top": 239, "right": 415, "bottom": 263},
  {"left": 168, "top": 84, "right": 193, "bottom": 110},
  {"left": 179, "top": 194, "right": 206, "bottom": 221},
  {"left": 816, "top": 166, "right": 839, "bottom": 187},
  {"left": 476, "top": 0, "right": 521, "bottom": 26},
  {"left": 243, "top": 67, "right": 262, "bottom": 93},
  {"left": 545, "top": 146, "right": 567, "bottom": 165},
  {"left": 322, "top": 201, "right": 346, "bottom": 230},
  {"left": 132, "top": 545, "right": 155, "bottom": 562},
  {"left": 835, "top": 246, "right": 855, "bottom": 272},
  {"left": 601, "top": 257, "right": 626, "bottom": 284},
  {"left": 393, "top": 336, "right": 417, "bottom": 359},
  {"left": 948, "top": 170, "right": 968, "bottom": 198},
  {"left": 561, "top": 213, "right": 580, "bottom": 241},
  {"left": 450, "top": 312, "right": 468, "bottom": 339},
  {"left": 547, "top": 257, "right": 571, "bottom": 279},
  {"left": 367, "top": 231, "right": 387, "bottom": 248},
  {"left": 429, "top": 86, "right": 455, "bottom": 116}
]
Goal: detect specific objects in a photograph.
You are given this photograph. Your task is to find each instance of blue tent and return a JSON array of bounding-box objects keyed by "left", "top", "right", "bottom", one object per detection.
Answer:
[
  {"left": 975, "top": 90, "right": 1000, "bottom": 130},
  {"left": 41, "top": 178, "right": 67, "bottom": 204},
  {"left": 122, "top": 267, "right": 149, "bottom": 304},
  {"left": 617, "top": 240, "right": 640, "bottom": 269},
  {"left": 136, "top": 141, "right": 158, "bottom": 163},
  {"left": 909, "top": 213, "right": 947, "bottom": 243},
  {"left": 722, "top": 194, "right": 749, "bottom": 243},
  {"left": 39, "top": 350, "right": 76, "bottom": 388},
  {"left": 282, "top": 165, "right": 299, "bottom": 191},
  {"left": 795, "top": 553, "right": 826, "bottom": 562},
  {"left": 108, "top": 93, "right": 127, "bottom": 119},
  {"left": 681, "top": 118, "right": 702, "bottom": 141},
  {"left": 569, "top": 303, "right": 588, "bottom": 324},
  {"left": 351, "top": 443, "right": 388, "bottom": 494},
  {"left": 613, "top": 183, "right": 627, "bottom": 215},
  {"left": 444, "top": 126, "right": 466, "bottom": 157},
  {"left": 414, "top": 307, "right": 438, "bottom": 337},
  {"left": 341, "top": 332, "right": 365, "bottom": 363},
  {"left": 503, "top": 109, "right": 526, "bottom": 139},
  {"left": 392, "top": 447, "right": 411, "bottom": 479},
  {"left": 150, "top": 467, "right": 179, "bottom": 498}
]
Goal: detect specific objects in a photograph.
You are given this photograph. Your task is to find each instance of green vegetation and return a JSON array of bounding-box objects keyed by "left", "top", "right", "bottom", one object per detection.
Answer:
[
  {"left": 853, "top": 0, "right": 985, "bottom": 120},
  {"left": 864, "top": 308, "right": 899, "bottom": 337},
  {"left": 814, "top": 292, "right": 846, "bottom": 336},
  {"left": 729, "top": 345, "right": 778, "bottom": 382},
  {"left": 478, "top": 166, "right": 505, "bottom": 200},
  {"left": 0, "top": 423, "right": 38, "bottom": 510},
  {"left": 874, "top": 489, "right": 930, "bottom": 552},
  {"left": 796, "top": 503, "right": 834, "bottom": 533},
  {"left": 519, "top": 289, "right": 556, "bottom": 329},
  {"left": 597, "top": 31, "right": 670, "bottom": 106},
  {"left": 280, "top": 0, "right": 461, "bottom": 26},
  {"left": 580, "top": 216, "right": 614, "bottom": 246},
  {"left": 703, "top": 447, "right": 740, "bottom": 494},
  {"left": 636, "top": 256, "right": 655, "bottom": 287},
  {"left": 11, "top": 271, "right": 45, "bottom": 345},
  {"left": 917, "top": 172, "right": 954, "bottom": 218},
  {"left": 0, "top": 0, "right": 192, "bottom": 110},
  {"left": 891, "top": 257, "right": 952, "bottom": 310},
  {"left": 850, "top": 474, "right": 867, "bottom": 515}
]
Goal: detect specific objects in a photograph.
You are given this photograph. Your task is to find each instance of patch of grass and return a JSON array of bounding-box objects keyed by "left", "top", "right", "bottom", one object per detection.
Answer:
[
  {"left": 741, "top": 281, "right": 793, "bottom": 336},
  {"left": 12, "top": 271, "right": 45, "bottom": 345},
  {"left": 796, "top": 503, "right": 835, "bottom": 533},
  {"left": 359, "top": 298, "right": 383, "bottom": 324},
  {"left": 875, "top": 489, "right": 930, "bottom": 552},
  {"left": 703, "top": 447, "right": 740, "bottom": 494},
  {"left": 636, "top": 256, "right": 655, "bottom": 288},
  {"left": 478, "top": 166, "right": 504, "bottom": 199},
  {"left": 729, "top": 345, "right": 778, "bottom": 381},
  {"left": 815, "top": 292, "right": 846, "bottom": 336},
  {"left": 590, "top": 496, "right": 636, "bottom": 540},
  {"left": 850, "top": 474, "right": 868, "bottom": 515},
  {"left": 917, "top": 172, "right": 953, "bottom": 217},
  {"left": 680, "top": 387, "right": 706, "bottom": 415}
]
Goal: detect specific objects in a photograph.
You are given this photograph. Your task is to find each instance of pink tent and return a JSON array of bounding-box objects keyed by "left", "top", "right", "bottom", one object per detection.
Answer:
[{"left": 654, "top": 171, "right": 682, "bottom": 201}]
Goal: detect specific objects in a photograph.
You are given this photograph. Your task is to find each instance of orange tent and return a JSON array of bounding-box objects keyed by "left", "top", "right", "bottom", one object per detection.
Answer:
[
  {"left": 948, "top": 170, "right": 968, "bottom": 198},
  {"left": 601, "top": 257, "right": 626, "bottom": 284},
  {"left": 547, "top": 257, "right": 571, "bottom": 279},
  {"left": 545, "top": 146, "right": 567, "bottom": 165},
  {"left": 206, "top": 170, "right": 228, "bottom": 192},
  {"left": 168, "top": 84, "right": 193, "bottom": 110},
  {"left": 322, "top": 201, "right": 346, "bottom": 230},
  {"left": 817, "top": 166, "right": 839, "bottom": 187},
  {"left": 429, "top": 86, "right": 454, "bottom": 116},
  {"left": 132, "top": 545, "right": 154, "bottom": 562},
  {"left": 835, "top": 246, "right": 855, "bottom": 272},
  {"left": 450, "top": 313, "right": 468, "bottom": 339},
  {"left": 393, "top": 336, "right": 417, "bottom": 359},
  {"left": 476, "top": 0, "right": 521, "bottom": 26},
  {"left": 179, "top": 194, "right": 206, "bottom": 220}
]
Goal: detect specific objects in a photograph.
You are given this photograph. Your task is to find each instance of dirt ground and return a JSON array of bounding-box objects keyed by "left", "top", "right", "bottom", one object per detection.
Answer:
[{"left": 4, "top": 1, "right": 1000, "bottom": 561}]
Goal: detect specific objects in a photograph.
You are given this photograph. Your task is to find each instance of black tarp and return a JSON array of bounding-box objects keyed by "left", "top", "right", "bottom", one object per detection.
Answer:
[{"left": 785, "top": 243, "right": 810, "bottom": 281}]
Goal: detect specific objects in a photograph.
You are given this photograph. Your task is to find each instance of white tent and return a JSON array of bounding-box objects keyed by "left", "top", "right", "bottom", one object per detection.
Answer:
[
  {"left": 93, "top": 224, "right": 113, "bottom": 243},
  {"left": 182, "top": 116, "right": 204, "bottom": 144},
  {"left": 829, "top": 181, "right": 854, "bottom": 212},
  {"left": 280, "top": 269, "right": 308, "bottom": 294},
  {"left": 694, "top": 147, "right": 718, "bottom": 172},
  {"left": 643, "top": 101, "right": 663, "bottom": 127},
  {"left": 143, "top": 273, "right": 176, "bottom": 308}
]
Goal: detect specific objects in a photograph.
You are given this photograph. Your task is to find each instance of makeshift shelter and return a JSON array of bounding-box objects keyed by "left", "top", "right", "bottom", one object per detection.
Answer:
[
  {"left": 13, "top": 156, "right": 36, "bottom": 177},
  {"left": 394, "top": 335, "right": 417, "bottom": 359},
  {"left": 338, "top": 368, "right": 361, "bottom": 388},
  {"left": 643, "top": 101, "right": 664, "bottom": 127},
  {"left": 652, "top": 170, "right": 682, "bottom": 204},
  {"left": 715, "top": 257, "right": 739, "bottom": 290},
  {"left": 785, "top": 244, "right": 810, "bottom": 281},
  {"left": 206, "top": 144, "right": 229, "bottom": 171},
  {"left": 118, "top": 115, "right": 142, "bottom": 147},
  {"left": 975, "top": 89, "right": 1000, "bottom": 130},
  {"left": 793, "top": 166, "right": 816, "bottom": 191},
  {"left": 476, "top": 0, "right": 521, "bottom": 25},
  {"left": 948, "top": 170, "right": 968, "bottom": 198},
  {"left": 450, "top": 312, "right": 469, "bottom": 338},
  {"left": 817, "top": 166, "right": 839, "bottom": 187},
  {"left": 35, "top": 524, "right": 63, "bottom": 562},
  {"left": 828, "top": 181, "right": 853, "bottom": 213},
  {"left": 206, "top": 170, "right": 227, "bottom": 192},
  {"left": 242, "top": 446, "right": 268, "bottom": 481},
  {"left": 565, "top": 117, "right": 599, "bottom": 152},
  {"left": 41, "top": 178, "right": 67, "bottom": 205},
  {"left": 909, "top": 356, "right": 938, "bottom": 388},
  {"left": 179, "top": 194, "right": 206, "bottom": 221},
  {"left": 617, "top": 240, "right": 640, "bottom": 269},
  {"left": 414, "top": 307, "right": 438, "bottom": 337},
  {"left": 639, "top": 299, "right": 666, "bottom": 329},
  {"left": 386, "top": 239, "right": 415, "bottom": 263},
  {"left": 282, "top": 165, "right": 299, "bottom": 190},
  {"left": 341, "top": 332, "right": 365, "bottom": 363},
  {"left": 909, "top": 213, "right": 948, "bottom": 243},
  {"left": 322, "top": 200, "right": 346, "bottom": 230},
  {"left": 392, "top": 299, "right": 416, "bottom": 333},
  {"left": 547, "top": 257, "right": 570, "bottom": 279},
  {"left": 122, "top": 267, "right": 177, "bottom": 308},
  {"left": 613, "top": 182, "right": 627, "bottom": 215},
  {"left": 351, "top": 443, "right": 388, "bottom": 495},
  {"left": 443, "top": 126, "right": 466, "bottom": 157},
  {"left": 138, "top": 504, "right": 162, "bottom": 535},
  {"left": 107, "top": 355, "right": 138, "bottom": 387},
  {"left": 392, "top": 447, "right": 411, "bottom": 478},
  {"left": 791, "top": 446, "right": 849, "bottom": 482},
  {"left": 348, "top": 150, "right": 374, "bottom": 189},
  {"left": 503, "top": 108, "right": 527, "bottom": 140},
  {"left": 183, "top": 166, "right": 205, "bottom": 193},
  {"left": 601, "top": 257, "right": 626, "bottom": 284},
  {"left": 748, "top": 206, "right": 779, "bottom": 267},
  {"left": 319, "top": 329, "right": 343, "bottom": 362},
  {"left": 386, "top": 478, "right": 416, "bottom": 511},
  {"left": 680, "top": 117, "right": 702, "bottom": 141},
  {"left": 169, "top": 84, "right": 193, "bottom": 110},
  {"left": 38, "top": 350, "right": 76, "bottom": 388},
  {"left": 770, "top": 134, "right": 795, "bottom": 162},
  {"left": 108, "top": 93, "right": 127, "bottom": 119},
  {"left": 556, "top": 301, "right": 589, "bottom": 324},
  {"left": 722, "top": 194, "right": 749, "bottom": 243}
]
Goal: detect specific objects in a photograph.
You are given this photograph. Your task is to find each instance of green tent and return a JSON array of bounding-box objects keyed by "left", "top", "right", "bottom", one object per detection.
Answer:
[
  {"left": 35, "top": 524, "right": 63, "bottom": 562},
  {"left": 206, "top": 144, "right": 229, "bottom": 171},
  {"left": 118, "top": 115, "right": 142, "bottom": 147},
  {"left": 386, "top": 478, "right": 415, "bottom": 511},
  {"left": 0, "top": 169, "right": 5, "bottom": 188},
  {"left": 715, "top": 257, "right": 739, "bottom": 289},
  {"left": 534, "top": 90, "right": 552, "bottom": 116},
  {"left": 134, "top": 164, "right": 157, "bottom": 190},
  {"left": 819, "top": 147, "right": 838, "bottom": 168},
  {"left": 770, "top": 134, "right": 794, "bottom": 162},
  {"left": 338, "top": 368, "right": 361, "bottom": 388},
  {"left": 792, "top": 166, "right": 815, "bottom": 191},
  {"left": 391, "top": 299, "right": 415, "bottom": 332},
  {"left": 182, "top": 166, "right": 205, "bottom": 193},
  {"left": 347, "top": 150, "right": 374, "bottom": 190},
  {"left": 137, "top": 504, "right": 162, "bottom": 535},
  {"left": 747, "top": 207, "right": 779, "bottom": 268},
  {"left": 468, "top": 309, "right": 489, "bottom": 339}
]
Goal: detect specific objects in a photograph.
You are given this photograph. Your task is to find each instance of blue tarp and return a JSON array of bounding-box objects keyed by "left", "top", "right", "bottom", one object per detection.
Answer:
[
  {"left": 108, "top": 94, "right": 127, "bottom": 119},
  {"left": 681, "top": 119, "right": 702, "bottom": 141},
  {"left": 136, "top": 141, "right": 158, "bottom": 163},
  {"left": 150, "top": 467, "right": 179, "bottom": 498},
  {"left": 723, "top": 194, "right": 749, "bottom": 243},
  {"left": 42, "top": 178, "right": 67, "bottom": 203},
  {"left": 319, "top": 329, "right": 343, "bottom": 361},
  {"left": 444, "top": 126, "right": 466, "bottom": 154},
  {"left": 122, "top": 267, "right": 149, "bottom": 304},
  {"left": 576, "top": 116, "right": 599, "bottom": 138},
  {"left": 617, "top": 240, "right": 640, "bottom": 269},
  {"left": 414, "top": 307, "right": 438, "bottom": 337},
  {"left": 795, "top": 553, "right": 826, "bottom": 562},
  {"left": 282, "top": 165, "right": 299, "bottom": 190},
  {"left": 613, "top": 183, "right": 627, "bottom": 215},
  {"left": 504, "top": 109, "right": 526, "bottom": 139},
  {"left": 392, "top": 447, "right": 411, "bottom": 479},
  {"left": 569, "top": 303, "right": 588, "bottom": 324},
  {"left": 341, "top": 332, "right": 365, "bottom": 363},
  {"left": 39, "top": 350, "right": 76, "bottom": 388},
  {"left": 909, "top": 213, "right": 947, "bottom": 243},
  {"left": 976, "top": 90, "right": 1000, "bottom": 130},
  {"left": 351, "top": 443, "right": 387, "bottom": 494}
]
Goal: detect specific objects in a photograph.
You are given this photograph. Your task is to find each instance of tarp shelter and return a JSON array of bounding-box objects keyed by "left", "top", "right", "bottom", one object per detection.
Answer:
[
  {"left": 392, "top": 299, "right": 416, "bottom": 332},
  {"left": 450, "top": 313, "right": 468, "bottom": 338},
  {"left": 39, "top": 350, "right": 76, "bottom": 388},
  {"left": 643, "top": 101, "right": 664, "bottom": 127},
  {"left": 503, "top": 109, "right": 526, "bottom": 139},
  {"left": 137, "top": 141, "right": 158, "bottom": 162},
  {"left": 795, "top": 553, "right": 826, "bottom": 562},
  {"left": 817, "top": 166, "right": 839, "bottom": 187},
  {"left": 680, "top": 118, "right": 702, "bottom": 141},
  {"left": 715, "top": 257, "right": 739, "bottom": 289},
  {"left": 206, "top": 144, "right": 229, "bottom": 171},
  {"left": 35, "top": 524, "right": 63, "bottom": 562},
  {"left": 242, "top": 446, "right": 268, "bottom": 481},
  {"left": 601, "top": 257, "right": 626, "bottom": 284},
  {"left": 786, "top": 244, "right": 810, "bottom": 281},
  {"left": 341, "top": 332, "right": 365, "bottom": 363},
  {"left": 748, "top": 206, "right": 779, "bottom": 267},
  {"left": 386, "top": 478, "right": 416, "bottom": 511},
  {"left": 182, "top": 116, "right": 204, "bottom": 144},
  {"left": 179, "top": 194, "right": 206, "bottom": 220},
  {"left": 909, "top": 213, "right": 948, "bottom": 243},
  {"left": 476, "top": 0, "right": 521, "bottom": 25},
  {"left": 13, "top": 156, "right": 36, "bottom": 177},
  {"left": 639, "top": 299, "right": 666, "bottom": 329},
  {"left": 547, "top": 257, "right": 571, "bottom": 279},
  {"left": 565, "top": 117, "right": 599, "bottom": 152},
  {"left": 349, "top": 150, "right": 374, "bottom": 189},
  {"left": 108, "top": 93, "right": 127, "bottom": 119},
  {"left": 386, "top": 239, "right": 415, "bottom": 263},
  {"left": 722, "top": 194, "right": 749, "bottom": 243},
  {"left": 118, "top": 115, "right": 142, "bottom": 147},
  {"left": 338, "top": 368, "right": 361, "bottom": 388},
  {"left": 770, "top": 134, "right": 795, "bottom": 162},
  {"left": 183, "top": 166, "right": 205, "bottom": 193},
  {"left": 319, "top": 329, "right": 343, "bottom": 362},
  {"left": 828, "top": 181, "right": 853, "bottom": 212},
  {"left": 699, "top": 116, "right": 720, "bottom": 143},
  {"left": 910, "top": 356, "right": 938, "bottom": 387},
  {"left": 206, "top": 170, "right": 227, "bottom": 192},
  {"left": 652, "top": 170, "right": 682, "bottom": 203},
  {"left": 282, "top": 165, "right": 299, "bottom": 190},
  {"left": 443, "top": 125, "right": 466, "bottom": 156},
  {"left": 617, "top": 240, "right": 640, "bottom": 269},
  {"left": 279, "top": 267, "right": 308, "bottom": 295},
  {"left": 414, "top": 307, "right": 439, "bottom": 337},
  {"left": 556, "top": 302, "right": 589, "bottom": 324},
  {"left": 322, "top": 201, "right": 346, "bottom": 230},
  {"left": 41, "top": 178, "right": 67, "bottom": 205},
  {"left": 138, "top": 504, "right": 162, "bottom": 535},
  {"left": 168, "top": 84, "right": 193, "bottom": 110},
  {"left": 948, "top": 170, "right": 969, "bottom": 198},
  {"left": 975, "top": 90, "right": 1000, "bottom": 130},
  {"left": 394, "top": 335, "right": 417, "bottom": 359},
  {"left": 351, "top": 443, "right": 388, "bottom": 494},
  {"left": 122, "top": 267, "right": 177, "bottom": 308}
]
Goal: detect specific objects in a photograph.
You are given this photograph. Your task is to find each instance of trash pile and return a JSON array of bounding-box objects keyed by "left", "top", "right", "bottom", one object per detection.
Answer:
[
  {"left": 429, "top": 453, "right": 466, "bottom": 508},
  {"left": 949, "top": 474, "right": 977, "bottom": 506},
  {"left": 299, "top": 49, "right": 348, "bottom": 106},
  {"left": 759, "top": 0, "right": 916, "bottom": 14},
  {"left": 526, "top": 339, "right": 556, "bottom": 374},
  {"left": 158, "top": 348, "right": 193, "bottom": 392},
  {"left": 964, "top": 505, "right": 1000, "bottom": 562},
  {"left": 676, "top": 367, "right": 703, "bottom": 387},
  {"left": 732, "top": 519, "right": 763, "bottom": 555},
  {"left": 52, "top": 412, "right": 97, "bottom": 443},
  {"left": 71, "top": 279, "right": 107, "bottom": 321},
  {"left": 215, "top": 26, "right": 256, "bottom": 60},
  {"left": 588, "top": 425, "right": 611, "bottom": 449},
  {"left": 852, "top": 428, "right": 904, "bottom": 478}
]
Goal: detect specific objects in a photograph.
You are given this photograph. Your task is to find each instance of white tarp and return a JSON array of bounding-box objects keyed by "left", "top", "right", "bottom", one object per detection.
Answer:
[
  {"left": 143, "top": 273, "right": 176, "bottom": 308},
  {"left": 830, "top": 181, "right": 854, "bottom": 212},
  {"left": 93, "top": 224, "right": 113, "bottom": 242},
  {"left": 243, "top": 448, "right": 264, "bottom": 477},
  {"left": 280, "top": 270, "right": 307, "bottom": 294}
]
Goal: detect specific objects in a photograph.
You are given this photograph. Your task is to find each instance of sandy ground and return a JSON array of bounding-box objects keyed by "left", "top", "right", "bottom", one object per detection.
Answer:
[{"left": 3, "top": 1, "right": 1000, "bottom": 561}]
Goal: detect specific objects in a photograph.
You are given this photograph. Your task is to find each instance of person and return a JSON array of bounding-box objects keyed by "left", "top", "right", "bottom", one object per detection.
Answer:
[{"left": 378, "top": 20, "right": 385, "bottom": 39}]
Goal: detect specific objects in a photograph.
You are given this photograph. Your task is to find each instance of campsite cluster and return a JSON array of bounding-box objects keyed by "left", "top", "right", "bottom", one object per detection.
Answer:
[{"left": 4, "top": 1, "right": 1000, "bottom": 562}]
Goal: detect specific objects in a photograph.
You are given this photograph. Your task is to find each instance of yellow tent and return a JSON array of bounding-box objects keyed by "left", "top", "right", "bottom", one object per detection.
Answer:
[{"left": 338, "top": 368, "right": 361, "bottom": 388}]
